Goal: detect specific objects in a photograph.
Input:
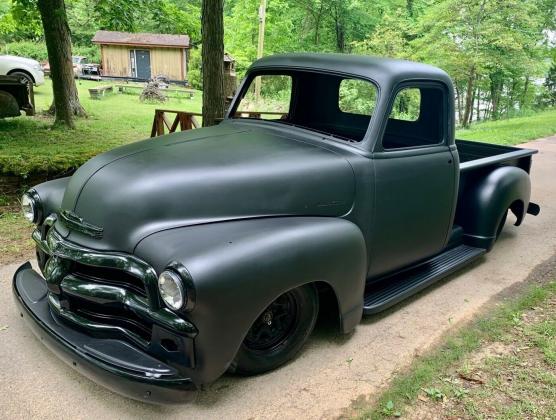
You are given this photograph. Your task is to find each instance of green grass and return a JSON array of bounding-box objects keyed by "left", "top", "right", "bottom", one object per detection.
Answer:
[
  {"left": 456, "top": 109, "right": 556, "bottom": 146},
  {"left": 356, "top": 281, "right": 556, "bottom": 419},
  {"left": 0, "top": 79, "right": 202, "bottom": 176}
]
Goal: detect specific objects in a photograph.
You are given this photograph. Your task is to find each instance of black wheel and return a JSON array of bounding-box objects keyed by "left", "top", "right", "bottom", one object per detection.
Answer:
[
  {"left": 9, "top": 71, "right": 33, "bottom": 88},
  {"left": 496, "top": 209, "right": 508, "bottom": 240},
  {"left": 233, "top": 284, "right": 319, "bottom": 375}
]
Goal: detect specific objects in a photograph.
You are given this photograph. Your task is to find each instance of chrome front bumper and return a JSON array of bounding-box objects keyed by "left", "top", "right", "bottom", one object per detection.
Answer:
[
  {"left": 13, "top": 262, "right": 197, "bottom": 404},
  {"left": 14, "top": 227, "right": 200, "bottom": 403}
]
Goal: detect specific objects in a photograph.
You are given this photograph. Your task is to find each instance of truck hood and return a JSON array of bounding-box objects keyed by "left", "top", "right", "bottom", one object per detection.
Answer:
[
  {"left": 58, "top": 122, "right": 355, "bottom": 252},
  {"left": 1, "top": 55, "right": 40, "bottom": 67}
]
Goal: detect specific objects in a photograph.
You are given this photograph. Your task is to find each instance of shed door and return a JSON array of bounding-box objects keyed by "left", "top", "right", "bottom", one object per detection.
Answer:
[{"left": 134, "top": 50, "right": 151, "bottom": 79}]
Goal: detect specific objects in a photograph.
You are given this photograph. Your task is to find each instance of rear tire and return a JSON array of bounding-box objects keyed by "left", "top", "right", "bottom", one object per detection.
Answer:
[{"left": 233, "top": 284, "right": 319, "bottom": 375}]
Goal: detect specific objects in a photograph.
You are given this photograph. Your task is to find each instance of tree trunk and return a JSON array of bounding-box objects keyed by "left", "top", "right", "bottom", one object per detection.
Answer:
[
  {"left": 520, "top": 76, "right": 529, "bottom": 109},
  {"left": 469, "top": 84, "right": 477, "bottom": 123},
  {"left": 201, "top": 0, "right": 225, "bottom": 127},
  {"left": 475, "top": 86, "right": 481, "bottom": 122},
  {"left": 37, "top": 0, "right": 86, "bottom": 128},
  {"left": 490, "top": 78, "right": 502, "bottom": 120},
  {"left": 462, "top": 68, "right": 475, "bottom": 128},
  {"left": 332, "top": 2, "right": 346, "bottom": 52},
  {"left": 455, "top": 84, "right": 463, "bottom": 124}
]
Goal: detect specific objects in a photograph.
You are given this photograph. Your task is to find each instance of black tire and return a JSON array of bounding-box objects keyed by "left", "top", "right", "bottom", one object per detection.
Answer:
[
  {"left": 9, "top": 71, "right": 33, "bottom": 88},
  {"left": 496, "top": 209, "right": 508, "bottom": 240},
  {"left": 233, "top": 284, "right": 319, "bottom": 375}
]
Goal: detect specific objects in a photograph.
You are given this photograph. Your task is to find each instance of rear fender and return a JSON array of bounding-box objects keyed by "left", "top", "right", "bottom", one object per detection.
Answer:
[
  {"left": 457, "top": 166, "right": 531, "bottom": 249},
  {"left": 135, "top": 217, "right": 367, "bottom": 384}
]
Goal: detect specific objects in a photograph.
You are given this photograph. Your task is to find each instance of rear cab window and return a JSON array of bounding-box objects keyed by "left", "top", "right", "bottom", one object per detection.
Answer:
[{"left": 231, "top": 71, "right": 378, "bottom": 142}]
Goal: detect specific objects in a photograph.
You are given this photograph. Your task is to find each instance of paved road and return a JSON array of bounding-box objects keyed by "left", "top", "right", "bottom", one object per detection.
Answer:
[{"left": 1, "top": 136, "right": 555, "bottom": 419}]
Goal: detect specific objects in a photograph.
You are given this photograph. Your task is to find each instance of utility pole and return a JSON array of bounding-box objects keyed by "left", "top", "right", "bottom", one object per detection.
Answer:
[{"left": 254, "top": 0, "right": 267, "bottom": 102}]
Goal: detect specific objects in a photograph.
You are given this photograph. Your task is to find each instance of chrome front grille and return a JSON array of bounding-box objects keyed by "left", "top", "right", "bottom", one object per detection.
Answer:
[
  {"left": 71, "top": 261, "right": 148, "bottom": 298},
  {"left": 32, "top": 226, "right": 197, "bottom": 343}
]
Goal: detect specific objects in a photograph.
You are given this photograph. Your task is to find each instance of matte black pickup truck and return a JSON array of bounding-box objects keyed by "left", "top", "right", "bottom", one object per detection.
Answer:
[{"left": 13, "top": 54, "right": 539, "bottom": 403}]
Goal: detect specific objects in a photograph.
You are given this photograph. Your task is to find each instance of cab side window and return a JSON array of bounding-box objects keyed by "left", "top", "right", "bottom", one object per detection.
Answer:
[{"left": 382, "top": 86, "right": 445, "bottom": 150}]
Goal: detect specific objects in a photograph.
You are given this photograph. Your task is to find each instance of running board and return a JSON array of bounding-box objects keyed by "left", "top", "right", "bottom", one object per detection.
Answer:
[{"left": 363, "top": 245, "right": 486, "bottom": 315}]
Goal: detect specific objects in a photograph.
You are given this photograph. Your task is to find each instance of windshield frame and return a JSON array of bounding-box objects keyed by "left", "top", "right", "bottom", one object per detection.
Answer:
[{"left": 226, "top": 67, "right": 382, "bottom": 148}]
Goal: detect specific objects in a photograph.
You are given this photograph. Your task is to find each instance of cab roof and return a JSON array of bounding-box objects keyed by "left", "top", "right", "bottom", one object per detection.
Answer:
[{"left": 249, "top": 53, "right": 452, "bottom": 88}]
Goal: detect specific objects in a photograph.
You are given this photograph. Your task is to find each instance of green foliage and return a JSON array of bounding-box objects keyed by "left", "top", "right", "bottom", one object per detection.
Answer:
[
  {"left": 0, "top": 40, "right": 47, "bottom": 60},
  {"left": 0, "top": 0, "right": 553, "bottom": 124},
  {"left": 422, "top": 387, "right": 445, "bottom": 401},
  {"left": 238, "top": 74, "right": 292, "bottom": 113},
  {"left": 338, "top": 78, "right": 377, "bottom": 115},
  {"left": 2, "top": 0, "right": 42, "bottom": 41},
  {"left": 93, "top": 0, "right": 148, "bottom": 32},
  {"left": 148, "top": 0, "right": 201, "bottom": 40},
  {"left": 540, "top": 62, "right": 556, "bottom": 107},
  {"left": 380, "top": 400, "right": 401, "bottom": 417},
  {"left": 391, "top": 88, "right": 420, "bottom": 121},
  {"left": 0, "top": 40, "right": 100, "bottom": 62},
  {"left": 187, "top": 47, "right": 202, "bottom": 89}
]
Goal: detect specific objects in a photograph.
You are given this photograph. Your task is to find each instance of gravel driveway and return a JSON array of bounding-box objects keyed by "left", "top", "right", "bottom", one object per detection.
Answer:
[{"left": 1, "top": 136, "right": 555, "bottom": 419}]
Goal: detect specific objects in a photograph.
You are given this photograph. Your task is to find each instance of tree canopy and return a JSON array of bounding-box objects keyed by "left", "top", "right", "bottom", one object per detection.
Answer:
[{"left": 0, "top": 0, "right": 554, "bottom": 125}]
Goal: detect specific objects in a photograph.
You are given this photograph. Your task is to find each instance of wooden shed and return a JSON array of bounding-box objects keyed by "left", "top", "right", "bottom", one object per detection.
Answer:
[{"left": 92, "top": 30, "right": 190, "bottom": 81}]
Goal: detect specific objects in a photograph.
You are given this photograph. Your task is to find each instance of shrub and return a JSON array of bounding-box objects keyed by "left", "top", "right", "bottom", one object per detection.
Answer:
[
  {"left": 1, "top": 40, "right": 48, "bottom": 61},
  {"left": 0, "top": 41, "right": 100, "bottom": 63}
]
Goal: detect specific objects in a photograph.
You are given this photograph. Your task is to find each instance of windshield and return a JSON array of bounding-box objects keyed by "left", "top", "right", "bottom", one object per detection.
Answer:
[{"left": 231, "top": 70, "right": 378, "bottom": 142}]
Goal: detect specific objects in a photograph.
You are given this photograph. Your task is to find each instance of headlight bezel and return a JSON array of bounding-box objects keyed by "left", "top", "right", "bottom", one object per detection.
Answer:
[
  {"left": 158, "top": 261, "right": 196, "bottom": 312},
  {"left": 21, "top": 189, "right": 42, "bottom": 224}
]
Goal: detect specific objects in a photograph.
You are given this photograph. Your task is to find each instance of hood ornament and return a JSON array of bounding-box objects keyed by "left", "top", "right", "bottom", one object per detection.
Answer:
[{"left": 60, "top": 209, "right": 104, "bottom": 239}]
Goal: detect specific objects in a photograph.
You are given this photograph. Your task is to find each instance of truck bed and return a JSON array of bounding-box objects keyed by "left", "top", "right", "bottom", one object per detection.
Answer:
[{"left": 456, "top": 139, "right": 537, "bottom": 173}]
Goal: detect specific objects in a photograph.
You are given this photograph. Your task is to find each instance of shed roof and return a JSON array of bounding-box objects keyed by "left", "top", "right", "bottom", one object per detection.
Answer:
[{"left": 92, "top": 30, "right": 190, "bottom": 48}]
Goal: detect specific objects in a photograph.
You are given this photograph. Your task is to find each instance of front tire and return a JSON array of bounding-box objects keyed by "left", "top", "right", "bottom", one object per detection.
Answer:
[
  {"left": 9, "top": 71, "right": 33, "bottom": 88},
  {"left": 233, "top": 284, "right": 319, "bottom": 375}
]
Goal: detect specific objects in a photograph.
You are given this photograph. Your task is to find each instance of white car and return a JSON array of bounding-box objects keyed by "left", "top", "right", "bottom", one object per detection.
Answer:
[{"left": 0, "top": 55, "right": 45, "bottom": 86}]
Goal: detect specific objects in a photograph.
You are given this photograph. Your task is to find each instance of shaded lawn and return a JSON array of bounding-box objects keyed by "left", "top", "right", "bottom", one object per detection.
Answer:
[{"left": 0, "top": 79, "right": 202, "bottom": 175}]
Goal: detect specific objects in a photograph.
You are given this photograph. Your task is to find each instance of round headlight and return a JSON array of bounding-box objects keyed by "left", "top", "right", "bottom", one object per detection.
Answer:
[
  {"left": 158, "top": 270, "right": 186, "bottom": 310},
  {"left": 21, "top": 193, "right": 37, "bottom": 223}
]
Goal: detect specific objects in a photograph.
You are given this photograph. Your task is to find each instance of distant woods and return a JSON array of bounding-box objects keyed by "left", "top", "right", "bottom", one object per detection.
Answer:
[{"left": 2, "top": 0, "right": 555, "bottom": 127}]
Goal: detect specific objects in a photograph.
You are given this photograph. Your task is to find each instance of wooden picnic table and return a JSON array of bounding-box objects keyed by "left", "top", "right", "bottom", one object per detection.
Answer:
[{"left": 88, "top": 85, "right": 113, "bottom": 100}]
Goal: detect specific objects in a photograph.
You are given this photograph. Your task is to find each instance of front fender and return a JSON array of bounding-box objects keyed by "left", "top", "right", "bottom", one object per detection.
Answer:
[
  {"left": 33, "top": 177, "right": 70, "bottom": 219},
  {"left": 457, "top": 166, "right": 531, "bottom": 249},
  {"left": 134, "top": 217, "right": 367, "bottom": 384}
]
